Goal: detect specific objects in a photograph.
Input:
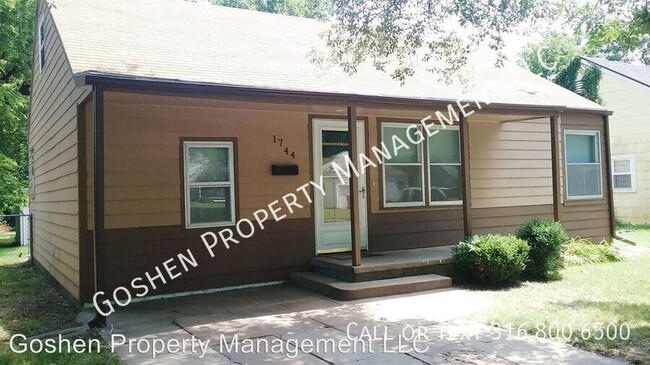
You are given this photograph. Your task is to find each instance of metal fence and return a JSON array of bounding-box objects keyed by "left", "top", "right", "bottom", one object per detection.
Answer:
[{"left": 0, "top": 208, "right": 32, "bottom": 263}]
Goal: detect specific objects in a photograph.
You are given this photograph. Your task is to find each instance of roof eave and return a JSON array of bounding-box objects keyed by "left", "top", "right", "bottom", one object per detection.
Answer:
[{"left": 75, "top": 71, "right": 613, "bottom": 115}]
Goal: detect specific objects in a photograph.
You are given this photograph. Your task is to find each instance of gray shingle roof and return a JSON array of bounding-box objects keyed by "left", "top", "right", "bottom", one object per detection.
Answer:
[
  {"left": 50, "top": 0, "right": 607, "bottom": 113},
  {"left": 583, "top": 57, "right": 650, "bottom": 89}
]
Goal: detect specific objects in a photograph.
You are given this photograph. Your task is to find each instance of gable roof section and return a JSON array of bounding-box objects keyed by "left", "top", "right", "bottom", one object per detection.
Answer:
[
  {"left": 49, "top": 0, "right": 608, "bottom": 113},
  {"left": 583, "top": 57, "right": 650, "bottom": 90}
]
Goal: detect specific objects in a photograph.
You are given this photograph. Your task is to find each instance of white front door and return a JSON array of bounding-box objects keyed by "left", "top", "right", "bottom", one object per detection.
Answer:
[{"left": 313, "top": 119, "right": 368, "bottom": 254}]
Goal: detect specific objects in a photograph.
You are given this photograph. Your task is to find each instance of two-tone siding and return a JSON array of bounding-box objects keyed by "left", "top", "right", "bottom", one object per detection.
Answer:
[
  {"left": 28, "top": 1, "right": 90, "bottom": 300},
  {"left": 558, "top": 113, "right": 612, "bottom": 241},
  {"left": 468, "top": 119, "right": 554, "bottom": 235}
]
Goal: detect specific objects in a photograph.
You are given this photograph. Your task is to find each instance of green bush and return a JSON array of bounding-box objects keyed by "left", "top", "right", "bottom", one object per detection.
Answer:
[
  {"left": 452, "top": 234, "right": 529, "bottom": 286},
  {"left": 563, "top": 237, "right": 623, "bottom": 266},
  {"left": 516, "top": 219, "right": 568, "bottom": 280}
]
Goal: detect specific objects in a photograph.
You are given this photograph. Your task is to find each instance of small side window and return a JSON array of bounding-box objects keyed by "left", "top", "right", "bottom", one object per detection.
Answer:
[
  {"left": 612, "top": 154, "right": 636, "bottom": 192},
  {"left": 38, "top": 18, "right": 46, "bottom": 71},
  {"left": 564, "top": 130, "right": 603, "bottom": 200}
]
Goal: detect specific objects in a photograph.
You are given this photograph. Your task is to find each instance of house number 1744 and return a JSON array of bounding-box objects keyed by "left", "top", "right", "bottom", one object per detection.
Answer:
[{"left": 273, "top": 135, "right": 295, "bottom": 159}]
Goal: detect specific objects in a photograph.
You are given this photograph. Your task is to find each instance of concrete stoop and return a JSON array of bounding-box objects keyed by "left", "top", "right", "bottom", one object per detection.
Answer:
[
  {"left": 291, "top": 247, "right": 456, "bottom": 300},
  {"left": 290, "top": 272, "right": 452, "bottom": 301}
]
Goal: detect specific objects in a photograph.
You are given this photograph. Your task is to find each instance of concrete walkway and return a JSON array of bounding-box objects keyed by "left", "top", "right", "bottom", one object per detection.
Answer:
[{"left": 100, "top": 285, "right": 626, "bottom": 364}]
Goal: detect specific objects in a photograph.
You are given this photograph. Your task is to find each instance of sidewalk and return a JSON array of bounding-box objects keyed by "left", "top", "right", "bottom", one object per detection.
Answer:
[{"left": 100, "top": 285, "right": 626, "bottom": 364}]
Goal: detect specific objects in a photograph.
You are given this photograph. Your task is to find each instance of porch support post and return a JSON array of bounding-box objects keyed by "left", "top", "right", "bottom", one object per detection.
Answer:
[
  {"left": 550, "top": 116, "right": 562, "bottom": 222},
  {"left": 459, "top": 114, "right": 472, "bottom": 237},
  {"left": 602, "top": 115, "right": 616, "bottom": 238},
  {"left": 347, "top": 106, "right": 362, "bottom": 266}
]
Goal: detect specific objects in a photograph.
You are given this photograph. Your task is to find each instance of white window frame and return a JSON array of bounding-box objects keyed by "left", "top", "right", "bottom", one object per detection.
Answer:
[
  {"left": 611, "top": 154, "right": 636, "bottom": 192},
  {"left": 381, "top": 123, "right": 426, "bottom": 208},
  {"left": 183, "top": 141, "right": 236, "bottom": 229},
  {"left": 564, "top": 130, "right": 603, "bottom": 200},
  {"left": 426, "top": 125, "right": 463, "bottom": 206},
  {"left": 38, "top": 17, "right": 46, "bottom": 72}
]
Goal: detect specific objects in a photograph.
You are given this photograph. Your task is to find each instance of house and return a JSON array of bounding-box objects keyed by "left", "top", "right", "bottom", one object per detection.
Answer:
[
  {"left": 30, "top": 0, "right": 614, "bottom": 305},
  {"left": 582, "top": 57, "right": 650, "bottom": 225}
]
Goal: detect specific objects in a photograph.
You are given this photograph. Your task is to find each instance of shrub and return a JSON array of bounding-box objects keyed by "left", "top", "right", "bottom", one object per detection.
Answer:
[
  {"left": 452, "top": 234, "right": 529, "bottom": 286},
  {"left": 516, "top": 219, "right": 568, "bottom": 280},
  {"left": 563, "top": 237, "right": 623, "bottom": 266}
]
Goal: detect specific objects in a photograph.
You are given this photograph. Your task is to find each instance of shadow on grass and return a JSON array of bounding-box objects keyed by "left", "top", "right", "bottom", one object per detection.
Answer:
[{"left": 545, "top": 299, "right": 650, "bottom": 364}]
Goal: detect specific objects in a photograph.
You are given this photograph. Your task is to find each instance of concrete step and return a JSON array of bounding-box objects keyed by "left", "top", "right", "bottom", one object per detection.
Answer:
[
  {"left": 290, "top": 272, "right": 452, "bottom": 301},
  {"left": 311, "top": 253, "right": 454, "bottom": 282}
]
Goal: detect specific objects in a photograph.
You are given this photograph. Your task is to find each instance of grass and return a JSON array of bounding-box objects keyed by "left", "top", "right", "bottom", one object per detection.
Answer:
[
  {"left": 0, "top": 231, "right": 120, "bottom": 364},
  {"left": 473, "top": 228, "right": 650, "bottom": 364}
]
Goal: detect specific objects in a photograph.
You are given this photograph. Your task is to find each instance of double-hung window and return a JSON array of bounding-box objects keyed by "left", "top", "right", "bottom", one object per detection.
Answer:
[
  {"left": 183, "top": 141, "right": 236, "bottom": 228},
  {"left": 565, "top": 130, "right": 602, "bottom": 199},
  {"left": 381, "top": 122, "right": 462, "bottom": 207},
  {"left": 382, "top": 124, "right": 425, "bottom": 206},
  {"left": 427, "top": 126, "right": 462, "bottom": 204},
  {"left": 612, "top": 154, "right": 636, "bottom": 192}
]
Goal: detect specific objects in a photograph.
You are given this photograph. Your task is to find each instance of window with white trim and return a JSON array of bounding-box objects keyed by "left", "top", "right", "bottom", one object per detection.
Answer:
[
  {"left": 427, "top": 126, "right": 462, "bottom": 204},
  {"left": 183, "top": 141, "right": 236, "bottom": 228},
  {"left": 38, "top": 18, "right": 46, "bottom": 72},
  {"left": 612, "top": 154, "right": 636, "bottom": 192},
  {"left": 381, "top": 123, "right": 463, "bottom": 207},
  {"left": 565, "top": 130, "right": 602, "bottom": 199},
  {"left": 382, "top": 124, "right": 425, "bottom": 207}
]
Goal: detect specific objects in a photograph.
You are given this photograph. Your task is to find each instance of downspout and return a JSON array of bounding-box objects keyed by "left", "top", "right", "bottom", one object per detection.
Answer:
[
  {"left": 92, "top": 85, "right": 106, "bottom": 323},
  {"left": 602, "top": 115, "right": 626, "bottom": 243}
]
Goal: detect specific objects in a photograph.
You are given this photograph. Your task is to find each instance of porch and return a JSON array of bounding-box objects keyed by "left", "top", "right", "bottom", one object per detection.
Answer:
[{"left": 291, "top": 246, "right": 456, "bottom": 300}]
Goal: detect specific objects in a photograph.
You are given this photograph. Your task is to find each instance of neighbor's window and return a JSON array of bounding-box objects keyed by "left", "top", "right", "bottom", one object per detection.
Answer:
[
  {"left": 565, "top": 130, "right": 602, "bottom": 199},
  {"left": 38, "top": 18, "right": 46, "bottom": 71},
  {"left": 183, "top": 141, "right": 235, "bottom": 228},
  {"left": 612, "top": 154, "right": 636, "bottom": 192},
  {"left": 428, "top": 126, "right": 462, "bottom": 204},
  {"left": 382, "top": 124, "right": 425, "bottom": 207}
]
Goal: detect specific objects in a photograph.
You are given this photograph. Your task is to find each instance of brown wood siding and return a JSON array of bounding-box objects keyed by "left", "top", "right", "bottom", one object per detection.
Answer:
[
  {"left": 103, "top": 92, "right": 318, "bottom": 229},
  {"left": 469, "top": 119, "right": 554, "bottom": 208},
  {"left": 558, "top": 113, "right": 612, "bottom": 241},
  {"left": 101, "top": 219, "right": 313, "bottom": 294},
  {"left": 28, "top": 1, "right": 89, "bottom": 300},
  {"left": 369, "top": 208, "right": 465, "bottom": 251},
  {"left": 472, "top": 204, "right": 554, "bottom": 235}
]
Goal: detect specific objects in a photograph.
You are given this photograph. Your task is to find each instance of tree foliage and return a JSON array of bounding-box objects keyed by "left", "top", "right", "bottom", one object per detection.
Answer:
[
  {"left": 210, "top": 0, "right": 327, "bottom": 19},
  {"left": 0, "top": 0, "right": 34, "bottom": 213},
  {"left": 569, "top": 0, "right": 650, "bottom": 64},
  {"left": 312, "top": 0, "right": 555, "bottom": 83}
]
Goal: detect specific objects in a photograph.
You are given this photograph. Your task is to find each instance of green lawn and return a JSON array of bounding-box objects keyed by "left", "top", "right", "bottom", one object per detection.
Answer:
[
  {"left": 473, "top": 228, "right": 650, "bottom": 364},
  {"left": 0, "top": 231, "right": 120, "bottom": 364}
]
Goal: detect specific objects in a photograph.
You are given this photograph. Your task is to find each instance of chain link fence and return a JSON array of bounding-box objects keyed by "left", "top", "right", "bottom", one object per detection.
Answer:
[{"left": 0, "top": 208, "right": 32, "bottom": 263}]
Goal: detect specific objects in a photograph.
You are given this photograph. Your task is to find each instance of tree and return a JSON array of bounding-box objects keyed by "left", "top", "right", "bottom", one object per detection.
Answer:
[
  {"left": 210, "top": 0, "right": 327, "bottom": 19},
  {"left": 569, "top": 0, "right": 650, "bottom": 64},
  {"left": 311, "top": 0, "right": 556, "bottom": 84},
  {"left": 0, "top": 0, "right": 34, "bottom": 213}
]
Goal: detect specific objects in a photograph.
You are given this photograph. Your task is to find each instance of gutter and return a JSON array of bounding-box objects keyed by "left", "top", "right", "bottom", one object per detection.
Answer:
[{"left": 74, "top": 71, "right": 613, "bottom": 116}]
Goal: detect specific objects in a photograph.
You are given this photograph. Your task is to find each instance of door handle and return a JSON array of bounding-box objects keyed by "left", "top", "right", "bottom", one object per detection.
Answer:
[{"left": 359, "top": 187, "right": 366, "bottom": 199}]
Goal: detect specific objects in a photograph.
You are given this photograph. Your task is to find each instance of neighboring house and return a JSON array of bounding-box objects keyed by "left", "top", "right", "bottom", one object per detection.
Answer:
[
  {"left": 582, "top": 57, "right": 650, "bottom": 225},
  {"left": 30, "top": 0, "right": 614, "bottom": 305}
]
